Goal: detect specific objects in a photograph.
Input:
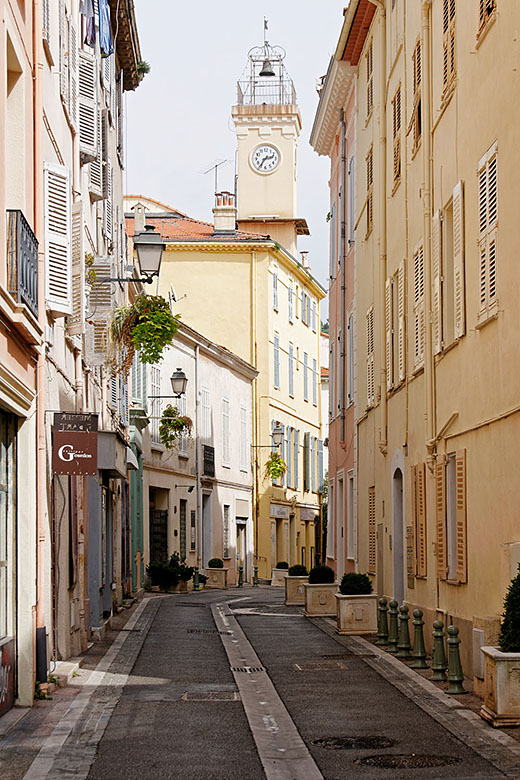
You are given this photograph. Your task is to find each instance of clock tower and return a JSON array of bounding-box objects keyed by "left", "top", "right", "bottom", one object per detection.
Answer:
[{"left": 232, "top": 34, "right": 308, "bottom": 255}]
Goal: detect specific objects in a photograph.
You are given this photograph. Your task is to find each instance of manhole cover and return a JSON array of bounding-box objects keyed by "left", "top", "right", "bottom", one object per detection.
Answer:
[
  {"left": 231, "top": 666, "right": 265, "bottom": 673},
  {"left": 294, "top": 661, "right": 348, "bottom": 671},
  {"left": 313, "top": 736, "right": 397, "bottom": 750},
  {"left": 181, "top": 691, "right": 240, "bottom": 702},
  {"left": 355, "top": 754, "right": 462, "bottom": 769},
  {"left": 186, "top": 628, "right": 231, "bottom": 635}
]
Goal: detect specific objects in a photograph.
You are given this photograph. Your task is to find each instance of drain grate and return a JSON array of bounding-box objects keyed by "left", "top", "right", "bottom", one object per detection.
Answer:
[
  {"left": 181, "top": 691, "right": 240, "bottom": 702},
  {"left": 321, "top": 653, "right": 352, "bottom": 659},
  {"left": 355, "top": 754, "right": 462, "bottom": 769},
  {"left": 231, "top": 666, "right": 265, "bottom": 673},
  {"left": 186, "top": 628, "right": 231, "bottom": 635},
  {"left": 313, "top": 736, "right": 397, "bottom": 750},
  {"left": 294, "top": 661, "right": 348, "bottom": 671},
  {"left": 176, "top": 602, "right": 207, "bottom": 608}
]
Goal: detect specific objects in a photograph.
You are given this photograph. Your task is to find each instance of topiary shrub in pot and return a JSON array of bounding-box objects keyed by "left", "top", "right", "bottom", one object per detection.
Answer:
[
  {"left": 271, "top": 560, "right": 289, "bottom": 587},
  {"left": 481, "top": 565, "right": 520, "bottom": 726},
  {"left": 146, "top": 560, "right": 179, "bottom": 592},
  {"left": 335, "top": 572, "right": 377, "bottom": 635},
  {"left": 206, "top": 557, "right": 227, "bottom": 589},
  {"left": 304, "top": 565, "right": 338, "bottom": 616},
  {"left": 285, "top": 564, "right": 309, "bottom": 606},
  {"left": 339, "top": 572, "right": 373, "bottom": 595},
  {"left": 168, "top": 552, "right": 194, "bottom": 592}
]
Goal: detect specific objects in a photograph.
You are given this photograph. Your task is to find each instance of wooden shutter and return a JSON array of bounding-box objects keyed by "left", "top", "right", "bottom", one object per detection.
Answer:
[
  {"left": 88, "top": 111, "right": 104, "bottom": 200},
  {"left": 435, "top": 455, "right": 447, "bottom": 580},
  {"left": 432, "top": 210, "right": 442, "bottom": 354},
  {"left": 478, "top": 146, "right": 498, "bottom": 321},
  {"left": 368, "top": 486, "right": 376, "bottom": 574},
  {"left": 116, "top": 74, "right": 124, "bottom": 160},
  {"left": 85, "top": 256, "right": 112, "bottom": 366},
  {"left": 317, "top": 439, "right": 324, "bottom": 494},
  {"left": 68, "top": 202, "right": 84, "bottom": 335},
  {"left": 288, "top": 285, "right": 293, "bottom": 322},
  {"left": 274, "top": 334, "right": 280, "bottom": 388},
  {"left": 44, "top": 162, "right": 72, "bottom": 315},
  {"left": 109, "top": 374, "right": 118, "bottom": 411},
  {"left": 273, "top": 271, "right": 278, "bottom": 310},
  {"left": 294, "top": 430, "right": 299, "bottom": 489},
  {"left": 397, "top": 260, "right": 406, "bottom": 381},
  {"left": 452, "top": 181, "right": 465, "bottom": 339},
  {"left": 222, "top": 398, "right": 230, "bottom": 464},
  {"left": 303, "top": 432, "right": 311, "bottom": 491},
  {"left": 104, "top": 164, "right": 113, "bottom": 242},
  {"left": 59, "top": 0, "right": 69, "bottom": 106},
  {"left": 288, "top": 343, "right": 294, "bottom": 396},
  {"left": 385, "top": 277, "right": 393, "bottom": 390},
  {"left": 455, "top": 449, "right": 467, "bottom": 583},
  {"left": 415, "top": 462, "right": 427, "bottom": 577},
  {"left": 78, "top": 50, "right": 98, "bottom": 161},
  {"left": 311, "top": 437, "right": 317, "bottom": 493},
  {"left": 68, "top": 19, "right": 78, "bottom": 132},
  {"left": 413, "top": 245, "right": 425, "bottom": 368},
  {"left": 366, "top": 307, "right": 375, "bottom": 407}
]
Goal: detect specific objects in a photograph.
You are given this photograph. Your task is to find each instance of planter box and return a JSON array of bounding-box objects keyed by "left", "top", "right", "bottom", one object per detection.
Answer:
[
  {"left": 335, "top": 593, "right": 378, "bottom": 635},
  {"left": 271, "top": 568, "right": 289, "bottom": 587},
  {"left": 304, "top": 582, "right": 338, "bottom": 617},
  {"left": 205, "top": 567, "right": 228, "bottom": 589},
  {"left": 285, "top": 576, "right": 308, "bottom": 605},
  {"left": 480, "top": 646, "right": 520, "bottom": 727}
]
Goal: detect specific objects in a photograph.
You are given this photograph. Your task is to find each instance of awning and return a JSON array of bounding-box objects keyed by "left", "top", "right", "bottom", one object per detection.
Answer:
[{"left": 126, "top": 447, "right": 139, "bottom": 471}]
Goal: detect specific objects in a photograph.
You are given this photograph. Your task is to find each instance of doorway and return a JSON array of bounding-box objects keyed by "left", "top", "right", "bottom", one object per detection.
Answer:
[
  {"left": 336, "top": 476, "right": 345, "bottom": 578},
  {"left": 236, "top": 519, "right": 247, "bottom": 581},
  {"left": 202, "top": 493, "right": 212, "bottom": 567},
  {"left": 392, "top": 468, "right": 405, "bottom": 605}
]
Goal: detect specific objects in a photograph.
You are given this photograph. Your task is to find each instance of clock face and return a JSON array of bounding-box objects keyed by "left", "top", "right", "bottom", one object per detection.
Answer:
[{"left": 251, "top": 145, "right": 280, "bottom": 173}]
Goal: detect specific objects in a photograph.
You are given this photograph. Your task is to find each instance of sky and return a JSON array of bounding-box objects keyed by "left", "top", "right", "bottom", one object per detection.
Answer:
[{"left": 125, "top": 0, "right": 347, "bottom": 318}]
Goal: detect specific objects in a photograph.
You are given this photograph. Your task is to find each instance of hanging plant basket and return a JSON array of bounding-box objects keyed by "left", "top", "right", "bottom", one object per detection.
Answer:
[
  {"left": 264, "top": 451, "right": 286, "bottom": 481},
  {"left": 108, "top": 294, "right": 180, "bottom": 377},
  {"left": 159, "top": 405, "right": 193, "bottom": 449}
]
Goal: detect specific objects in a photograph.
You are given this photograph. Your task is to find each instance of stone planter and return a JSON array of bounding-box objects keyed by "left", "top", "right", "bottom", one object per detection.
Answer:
[
  {"left": 303, "top": 582, "right": 338, "bottom": 617},
  {"left": 205, "top": 567, "right": 228, "bottom": 589},
  {"left": 335, "top": 593, "right": 378, "bottom": 635},
  {"left": 480, "top": 646, "right": 520, "bottom": 727},
  {"left": 271, "top": 568, "right": 289, "bottom": 587},
  {"left": 285, "top": 576, "right": 308, "bottom": 605}
]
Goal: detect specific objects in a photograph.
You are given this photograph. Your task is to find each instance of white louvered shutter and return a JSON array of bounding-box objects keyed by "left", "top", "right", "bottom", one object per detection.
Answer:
[
  {"left": 42, "top": 0, "right": 50, "bottom": 44},
  {"left": 452, "top": 181, "right": 465, "bottom": 339},
  {"left": 84, "top": 256, "right": 112, "bottom": 365},
  {"left": 88, "top": 111, "right": 104, "bottom": 200},
  {"left": 288, "top": 285, "right": 293, "bottom": 322},
  {"left": 385, "top": 278, "right": 392, "bottom": 390},
  {"left": 59, "top": 0, "right": 69, "bottom": 107},
  {"left": 68, "top": 19, "right": 78, "bottom": 132},
  {"left": 397, "top": 260, "right": 406, "bottom": 382},
  {"left": 78, "top": 50, "right": 97, "bottom": 161},
  {"left": 104, "top": 164, "right": 113, "bottom": 241},
  {"left": 116, "top": 74, "right": 124, "bottom": 161},
  {"left": 274, "top": 334, "right": 280, "bottom": 389},
  {"left": 222, "top": 398, "right": 231, "bottom": 464},
  {"left": 413, "top": 245, "right": 425, "bottom": 368},
  {"left": 431, "top": 211, "right": 442, "bottom": 354},
  {"left": 68, "top": 202, "right": 85, "bottom": 334},
  {"left": 44, "top": 163, "right": 72, "bottom": 315}
]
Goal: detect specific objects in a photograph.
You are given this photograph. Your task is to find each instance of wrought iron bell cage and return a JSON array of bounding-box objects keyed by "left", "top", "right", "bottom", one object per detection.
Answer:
[{"left": 237, "top": 39, "right": 296, "bottom": 107}]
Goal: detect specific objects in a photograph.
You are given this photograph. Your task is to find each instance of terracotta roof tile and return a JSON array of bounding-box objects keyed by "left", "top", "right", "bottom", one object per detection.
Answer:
[{"left": 126, "top": 215, "right": 269, "bottom": 242}]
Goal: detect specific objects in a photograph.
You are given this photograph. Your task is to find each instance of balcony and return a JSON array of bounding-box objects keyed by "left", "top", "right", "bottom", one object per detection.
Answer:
[{"left": 7, "top": 210, "right": 39, "bottom": 319}]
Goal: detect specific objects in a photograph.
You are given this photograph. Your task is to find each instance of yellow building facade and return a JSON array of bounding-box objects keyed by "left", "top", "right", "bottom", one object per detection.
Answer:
[{"left": 314, "top": 0, "right": 517, "bottom": 675}]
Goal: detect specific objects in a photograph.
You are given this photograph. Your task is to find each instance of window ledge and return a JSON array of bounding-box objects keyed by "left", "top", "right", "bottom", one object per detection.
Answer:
[
  {"left": 178, "top": 452, "right": 189, "bottom": 460},
  {"left": 151, "top": 442, "right": 165, "bottom": 453},
  {"left": 476, "top": 306, "right": 499, "bottom": 330},
  {"left": 476, "top": 13, "right": 497, "bottom": 48}
]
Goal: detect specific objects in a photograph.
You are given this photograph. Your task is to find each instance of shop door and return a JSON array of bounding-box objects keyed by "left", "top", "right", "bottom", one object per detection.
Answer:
[
  {"left": 150, "top": 510, "right": 168, "bottom": 562},
  {"left": 236, "top": 520, "right": 246, "bottom": 581},
  {"left": 0, "top": 411, "right": 16, "bottom": 717}
]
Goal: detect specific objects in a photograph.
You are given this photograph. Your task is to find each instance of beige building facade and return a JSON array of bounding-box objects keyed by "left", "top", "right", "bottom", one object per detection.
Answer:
[{"left": 313, "top": 0, "right": 517, "bottom": 674}]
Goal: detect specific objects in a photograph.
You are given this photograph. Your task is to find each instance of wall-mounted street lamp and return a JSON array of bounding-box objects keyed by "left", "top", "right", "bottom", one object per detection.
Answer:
[
  {"left": 251, "top": 422, "right": 284, "bottom": 449},
  {"left": 96, "top": 224, "right": 166, "bottom": 284},
  {"left": 175, "top": 484, "right": 194, "bottom": 493},
  {"left": 148, "top": 368, "right": 188, "bottom": 400}
]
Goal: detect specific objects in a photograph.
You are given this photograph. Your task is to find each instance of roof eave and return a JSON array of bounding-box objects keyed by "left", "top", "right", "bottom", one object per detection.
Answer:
[{"left": 109, "top": 0, "right": 142, "bottom": 91}]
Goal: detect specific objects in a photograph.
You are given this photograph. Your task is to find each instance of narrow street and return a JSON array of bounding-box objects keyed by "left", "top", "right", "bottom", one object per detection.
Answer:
[{"left": 1, "top": 590, "right": 519, "bottom": 780}]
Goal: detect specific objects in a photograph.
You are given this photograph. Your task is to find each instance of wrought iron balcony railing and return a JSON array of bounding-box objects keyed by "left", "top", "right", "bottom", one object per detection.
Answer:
[{"left": 7, "top": 210, "right": 39, "bottom": 319}]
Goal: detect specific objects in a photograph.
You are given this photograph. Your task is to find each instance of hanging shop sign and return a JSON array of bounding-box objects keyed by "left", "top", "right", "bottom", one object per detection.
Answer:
[
  {"left": 53, "top": 412, "right": 98, "bottom": 432},
  {"left": 52, "top": 430, "right": 98, "bottom": 475}
]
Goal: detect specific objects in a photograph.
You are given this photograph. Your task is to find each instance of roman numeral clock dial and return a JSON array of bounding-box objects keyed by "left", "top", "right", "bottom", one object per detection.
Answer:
[{"left": 251, "top": 144, "right": 280, "bottom": 173}]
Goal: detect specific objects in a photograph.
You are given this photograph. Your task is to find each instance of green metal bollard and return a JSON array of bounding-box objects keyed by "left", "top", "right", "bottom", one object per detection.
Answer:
[
  {"left": 238, "top": 566, "right": 244, "bottom": 588},
  {"left": 386, "top": 599, "right": 399, "bottom": 653},
  {"left": 193, "top": 567, "right": 200, "bottom": 591},
  {"left": 411, "top": 608, "right": 428, "bottom": 669},
  {"left": 431, "top": 620, "right": 448, "bottom": 681},
  {"left": 376, "top": 598, "right": 389, "bottom": 645},
  {"left": 447, "top": 625, "right": 467, "bottom": 694},
  {"left": 253, "top": 566, "right": 259, "bottom": 587},
  {"left": 396, "top": 605, "right": 412, "bottom": 658}
]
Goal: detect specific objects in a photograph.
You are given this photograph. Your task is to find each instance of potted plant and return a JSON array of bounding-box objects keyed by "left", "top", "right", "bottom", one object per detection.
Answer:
[
  {"left": 107, "top": 294, "right": 180, "bottom": 378},
  {"left": 335, "top": 572, "right": 378, "bottom": 635},
  {"left": 481, "top": 565, "right": 520, "bottom": 726},
  {"left": 285, "top": 564, "right": 308, "bottom": 606},
  {"left": 205, "top": 557, "right": 228, "bottom": 589},
  {"left": 159, "top": 405, "right": 192, "bottom": 449},
  {"left": 146, "top": 560, "right": 179, "bottom": 592},
  {"left": 264, "top": 452, "right": 286, "bottom": 481},
  {"left": 303, "top": 565, "right": 338, "bottom": 617},
  {"left": 271, "top": 560, "right": 289, "bottom": 587},
  {"left": 168, "top": 552, "right": 194, "bottom": 593}
]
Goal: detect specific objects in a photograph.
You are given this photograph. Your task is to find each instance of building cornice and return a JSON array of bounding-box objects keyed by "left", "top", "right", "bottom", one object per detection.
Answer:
[{"left": 310, "top": 59, "right": 355, "bottom": 157}]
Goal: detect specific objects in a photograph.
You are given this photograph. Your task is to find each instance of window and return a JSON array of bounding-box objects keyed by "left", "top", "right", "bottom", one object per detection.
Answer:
[
  {"left": 312, "top": 300, "right": 317, "bottom": 331},
  {"left": 44, "top": 162, "right": 72, "bottom": 314},
  {"left": 368, "top": 486, "right": 376, "bottom": 574},
  {"left": 413, "top": 245, "right": 425, "bottom": 369},
  {"left": 303, "top": 352, "right": 309, "bottom": 401},
  {"left": 329, "top": 202, "right": 336, "bottom": 279},
  {"left": 302, "top": 291, "right": 308, "bottom": 325},
  {"left": 366, "top": 39, "right": 373, "bottom": 118},
  {"left": 385, "top": 261, "right": 406, "bottom": 389},
  {"left": 0, "top": 413, "right": 16, "bottom": 641},
  {"left": 150, "top": 367, "right": 161, "bottom": 442},
  {"left": 318, "top": 439, "right": 324, "bottom": 494},
  {"left": 329, "top": 339, "right": 335, "bottom": 417},
  {"left": 131, "top": 352, "right": 146, "bottom": 409},
  {"left": 366, "top": 307, "right": 375, "bottom": 407},
  {"left": 179, "top": 499, "right": 187, "bottom": 559},
  {"left": 293, "top": 429, "right": 299, "bottom": 489},
  {"left": 412, "top": 463, "right": 427, "bottom": 577},
  {"left": 59, "top": 2, "right": 79, "bottom": 133},
  {"left": 178, "top": 395, "right": 188, "bottom": 455},
  {"left": 411, "top": 40, "right": 422, "bottom": 153},
  {"left": 347, "top": 473, "right": 356, "bottom": 561},
  {"left": 348, "top": 156, "right": 355, "bottom": 246},
  {"left": 392, "top": 85, "right": 401, "bottom": 188},
  {"left": 222, "top": 398, "right": 230, "bottom": 465},
  {"left": 288, "top": 343, "right": 294, "bottom": 397},
  {"left": 432, "top": 181, "right": 465, "bottom": 352},
  {"left": 435, "top": 450, "right": 467, "bottom": 583},
  {"left": 240, "top": 405, "right": 248, "bottom": 470},
  {"left": 288, "top": 284, "right": 293, "bottom": 322},
  {"left": 223, "top": 505, "right": 230, "bottom": 558},
  {"left": 347, "top": 314, "right": 354, "bottom": 404},
  {"left": 442, "top": 0, "right": 456, "bottom": 94},
  {"left": 366, "top": 146, "right": 373, "bottom": 237},
  {"left": 336, "top": 330, "right": 342, "bottom": 415},
  {"left": 78, "top": 49, "right": 98, "bottom": 161},
  {"left": 273, "top": 334, "right": 280, "bottom": 389},
  {"left": 286, "top": 427, "right": 292, "bottom": 487},
  {"left": 190, "top": 510, "right": 196, "bottom": 551},
  {"left": 201, "top": 387, "right": 211, "bottom": 440},
  {"left": 327, "top": 482, "right": 335, "bottom": 559},
  {"left": 477, "top": 144, "right": 498, "bottom": 322},
  {"left": 273, "top": 269, "right": 278, "bottom": 311},
  {"left": 303, "top": 432, "right": 311, "bottom": 491},
  {"left": 312, "top": 358, "right": 317, "bottom": 406},
  {"left": 478, "top": 0, "right": 496, "bottom": 36}
]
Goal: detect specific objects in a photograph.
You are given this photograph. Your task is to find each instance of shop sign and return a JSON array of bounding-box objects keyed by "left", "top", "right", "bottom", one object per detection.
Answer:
[
  {"left": 300, "top": 507, "right": 318, "bottom": 522},
  {"left": 53, "top": 412, "right": 98, "bottom": 432},
  {"left": 270, "top": 503, "right": 290, "bottom": 519},
  {"left": 52, "top": 430, "right": 98, "bottom": 475}
]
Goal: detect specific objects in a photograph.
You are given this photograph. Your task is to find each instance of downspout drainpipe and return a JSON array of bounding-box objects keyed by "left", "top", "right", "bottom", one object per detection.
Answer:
[
  {"left": 340, "top": 110, "right": 347, "bottom": 444},
  {"left": 195, "top": 344, "right": 202, "bottom": 569},
  {"left": 372, "top": 1, "right": 388, "bottom": 455},
  {"left": 421, "top": 1, "right": 435, "bottom": 470}
]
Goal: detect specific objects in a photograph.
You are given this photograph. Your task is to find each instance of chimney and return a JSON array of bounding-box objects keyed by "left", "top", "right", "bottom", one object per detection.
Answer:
[
  {"left": 213, "top": 191, "right": 237, "bottom": 234},
  {"left": 132, "top": 201, "right": 148, "bottom": 234},
  {"left": 300, "top": 251, "right": 309, "bottom": 269}
]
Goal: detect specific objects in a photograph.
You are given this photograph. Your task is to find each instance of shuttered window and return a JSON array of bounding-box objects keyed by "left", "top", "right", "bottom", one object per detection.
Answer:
[
  {"left": 288, "top": 343, "right": 294, "bottom": 397},
  {"left": 78, "top": 50, "right": 97, "bottom": 161},
  {"left": 385, "top": 277, "right": 393, "bottom": 391},
  {"left": 329, "top": 340, "right": 335, "bottom": 417},
  {"left": 222, "top": 398, "right": 231, "bottom": 465},
  {"left": 435, "top": 450, "right": 467, "bottom": 583},
  {"left": 88, "top": 111, "right": 104, "bottom": 200},
  {"left": 288, "top": 284, "right": 293, "bottom": 322},
  {"left": 293, "top": 429, "right": 299, "bottom": 489},
  {"left": 273, "top": 269, "right": 278, "bottom": 311},
  {"left": 178, "top": 395, "right": 188, "bottom": 455},
  {"left": 413, "top": 244, "right": 425, "bottom": 369},
  {"left": 68, "top": 201, "right": 84, "bottom": 335},
  {"left": 303, "top": 432, "right": 311, "bottom": 491},
  {"left": 366, "top": 146, "right": 373, "bottom": 237},
  {"left": 347, "top": 314, "right": 354, "bottom": 404},
  {"left": 329, "top": 202, "right": 336, "bottom": 280},
  {"left": 442, "top": 0, "right": 456, "bottom": 94},
  {"left": 392, "top": 85, "right": 401, "bottom": 188},
  {"left": 311, "top": 437, "right": 317, "bottom": 493},
  {"left": 312, "top": 300, "right": 317, "bottom": 331},
  {"left": 368, "top": 486, "right": 376, "bottom": 574},
  {"left": 366, "top": 307, "right": 375, "bottom": 407},
  {"left": 150, "top": 367, "right": 161, "bottom": 443},
  {"left": 273, "top": 334, "right": 280, "bottom": 389},
  {"left": 131, "top": 352, "right": 146, "bottom": 409},
  {"left": 312, "top": 358, "right": 317, "bottom": 406},
  {"left": 303, "top": 352, "right": 309, "bottom": 401},
  {"left": 240, "top": 405, "right": 248, "bottom": 470},
  {"left": 397, "top": 261, "right": 406, "bottom": 381},
  {"left": 348, "top": 156, "right": 355, "bottom": 245},
  {"left": 223, "top": 506, "right": 230, "bottom": 559},
  {"left": 286, "top": 427, "right": 292, "bottom": 488},
  {"left": 478, "top": 144, "right": 498, "bottom": 322},
  {"left": 478, "top": 0, "right": 496, "bottom": 36},
  {"left": 201, "top": 387, "right": 211, "bottom": 440},
  {"left": 412, "top": 463, "right": 427, "bottom": 577},
  {"left": 411, "top": 40, "right": 422, "bottom": 153},
  {"left": 318, "top": 439, "right": 324, "bottom": 494},
  {"left": 366, "top": 39, "right": 373, "bottom": 118},
  {"left": 44, "top": 162, "right": 72, "bottom": 315}
]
